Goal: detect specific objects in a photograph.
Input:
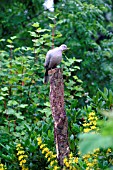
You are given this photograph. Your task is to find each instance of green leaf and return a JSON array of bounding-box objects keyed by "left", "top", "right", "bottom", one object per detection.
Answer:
[
  {"left": 6, "top": 45, "right": 14, "bottom": 48},
  {"left": 28, "top": 31, "right": 37, "bottom": 37},
  {"left": 104, "top": 87, "right": 108, "bottom": 96},
  {"left": 75, "top": 59, "right": 82, "bottom": 62},
  {"left": 19, "top": 104, "right": 28, "bottom": 108},
  {"left": 36, "top": 28, "right": 49, "bottom": 33},
  {"left": 72, "top": 123, "right": 80, "bottom": 132},
  {"left": 7, "top": 100, "right": 18, "bottom": 106},
  {"left": 44, "top": 102, "right": 50, "bottom": 107},
  {"left": 15, "top": 112, "right": 24, "bottom": 120},
  {"left": 98, "top": 89, "right": 108, "bottom": 101},
  {"left": 6, "top": 108, "right": 15, "bottom": 115},
  {"left": 1, "top": 154, "right": 12, "bottom": 161},
  {"left": 0, "top": 39, "right": 5, "bottom": 42},
  {"left": 74, "top": 66, "right": 80, "bottom": 70},
  {"left": 1, "top": 87, "right": 8, "bottom": 91},
  {"left": 109, "top": 89, "right": 113, "bottom": 104},
  {"left": 43, "top": 108, "right": 51, "bottom": 117},
  {"left": 7, "top": 39, "right": 13, "bottom": 43},
  {"left": 70, "top": 134, "right": 74, "bottom": 140},
  {"left": 73, "top": 75, "right": 79, "bottom": 80},
  {"left": 32, "top": 22, "right": 39, "bottom": 27},
  {"left": 10, "top": 36, "right": 17, "bottom": 40},
  {"left": 0, "top": 96, "right": 4, "bottom": 100}
]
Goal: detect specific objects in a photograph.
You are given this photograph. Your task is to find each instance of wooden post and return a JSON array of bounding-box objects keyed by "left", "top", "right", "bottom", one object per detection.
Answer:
[{"left": 49, "top": 68, "right": 70, "bottom": 166}]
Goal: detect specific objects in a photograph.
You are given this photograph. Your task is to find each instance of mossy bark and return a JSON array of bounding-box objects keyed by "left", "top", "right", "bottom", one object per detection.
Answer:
[{"left": 49, "top": 68, "right": 70, "bottom": 166}]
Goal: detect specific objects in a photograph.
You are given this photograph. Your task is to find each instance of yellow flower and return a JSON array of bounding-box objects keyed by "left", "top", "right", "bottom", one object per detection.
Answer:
[
  {"left": 0, "top": 164, "right": 3, "bottom": 167},
  {"left": 16, "top": 146, "right": 23, "bottom": 151},
  {"left": 50, "top": 161, "right": 55, "bottom": 166},
  {"left": 51, "top": 154, "right": 57, "bottom": 159},
  {"left": 86, "top": 167, "right": 90, "bottom": 170},
  {"left": 42, "top": 147, "right": 49, "bottom": 154},
  {"left": 16, "top": 143, "right": 28, "bottom": 170},
  {"left": 88, "top": 117, "right": 95, "bottom": 121},
  {"left": 63, "top": 157, "right": 67, "bottom": 164},
  {"left": 48, "top": 157, "right": 51, "bottom": 162},
  {"left": 22, "top": 160, "right": 26, "bottom": 164},
  {"left": 45, "top": 151, "right": 53, "bottom": 158},
  {"left": 72, "top": 168, "right": 77, "bottom": 170},
  {"left": 86, "top": 123, "right": 91, "bottom": 126},
  {"left": 87, "top": 162, "right": 93, "bottom": 167},
  {"left": 37, "top": 137, "right": 42, "bottom": 142},
  {"left": 18, "top": 154, "right": 28, "bottom": 160},
  {"left": 37, "top": 137, "right": 42, "bottom": 145},
  {"left": 107, "top": 148, "right": 111, "bottom": 153},
  {"left": 53, "top": 166, "right": 59, "bottom": 170},
  {"left": 93, "top": 148, "right": 100, "bottom": 153},
  {"left": 84, "top": 128, "right": 91, "bottom": 133},
  {"left": 94, "top": 117, "right": 98, "bottom": 120},
  {"left": 83, "top": 154, "right": 90, "bottom": 159},
  {"left": 17, "top": 150, "right": 25, "bottom": 155},
  {"left": 78, "top": 151, "right": 81, "bottom": 155},
  {"left": 19, "top": 159, "right": 26, "bottom": 166},
  {"left": 18, "top": 155, "right": 24, "bottom": 160},
  {"left": 89, "top": 112, "right": 95, "bottom": 116},
  {"left": 92, "top": 121, "right": 97, "bottom": 125},
  {"left": 90, "top": 126, "right": 96, "bottom": 130},
  {"left": 16, "top": 144, "right": 21, "bottom": 148},
  {"left": 22, "top": 166, "right": 29, "bottom": 170},
  {"left": 65, "top": 161, "right": 69, "bottom": 168},
  {"left": 74, "top": 157, "right": 78, "bottom": 163},
  {"left": 16, "top": 144, "right": 23, "bottom": 151},
  {"left": 93, "top": 159, "right": 97, "bottom": 164},
  {"left": 83, "top": 123, "right": 88, "bottom": 127},
  {"left": 70, "top": 167, "right": 77, "bottom": 170},
  {"left": 0, "top": 164, "right": 4, "bottom": 170},
  {"left": 40, "top": 144, "right": 46, "bottom": 149},
  {"left": 69, "top": 152, "right": 73, "bottom": 158},
  {"left": 69, "top": 167, "right": 72, "bottom": 170}
]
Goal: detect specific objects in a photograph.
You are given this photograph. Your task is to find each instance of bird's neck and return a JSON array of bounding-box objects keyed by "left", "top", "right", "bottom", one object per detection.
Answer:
[{"left": 59, "top": 47, "right": 64, "bottom": 52}]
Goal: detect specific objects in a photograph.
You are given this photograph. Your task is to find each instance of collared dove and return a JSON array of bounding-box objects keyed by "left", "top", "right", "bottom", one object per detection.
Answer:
[{"left": 44, "top": 44, "right": 67, "bottom": 84}]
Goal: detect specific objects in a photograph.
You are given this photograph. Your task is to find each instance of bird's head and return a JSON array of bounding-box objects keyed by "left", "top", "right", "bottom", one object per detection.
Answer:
[{"left": 59, "top": 44, "right": 68, "bottom": 51}]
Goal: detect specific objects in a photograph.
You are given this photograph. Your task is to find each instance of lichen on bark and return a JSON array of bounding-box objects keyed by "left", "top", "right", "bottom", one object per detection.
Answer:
[{"left": 49, "top": 68, "right": 70, "bottom": 166}]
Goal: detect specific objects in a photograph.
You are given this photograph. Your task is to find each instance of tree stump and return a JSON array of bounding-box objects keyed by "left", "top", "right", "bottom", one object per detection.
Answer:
[{"left": 49, "top": 68, "right": 70, "bottom": 166}]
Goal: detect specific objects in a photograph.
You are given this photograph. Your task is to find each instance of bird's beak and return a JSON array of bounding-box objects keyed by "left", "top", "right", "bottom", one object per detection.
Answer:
[{"left": 66, "top": 48, "right": 70, "bottom": 50}]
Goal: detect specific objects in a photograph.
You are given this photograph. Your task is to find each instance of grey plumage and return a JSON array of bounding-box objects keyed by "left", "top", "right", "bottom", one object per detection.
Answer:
[{"left": 44, "top": 44, "right": 67, "bottom": 84}]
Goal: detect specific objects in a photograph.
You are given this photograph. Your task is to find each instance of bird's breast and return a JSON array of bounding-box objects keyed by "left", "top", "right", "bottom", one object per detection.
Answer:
[{"left": 49, "top": 55, "right": 62, "bottom": 68}]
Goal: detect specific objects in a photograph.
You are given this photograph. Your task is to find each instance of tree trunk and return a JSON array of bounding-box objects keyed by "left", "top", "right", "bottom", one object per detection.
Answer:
[{"left": 49, "top": 68, "right": 70, "bottom": 166}]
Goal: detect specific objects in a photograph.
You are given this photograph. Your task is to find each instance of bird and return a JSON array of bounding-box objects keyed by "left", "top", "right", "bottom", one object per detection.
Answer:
[{"left": 44, "top": 44, "right": 67, "bottom": 84}]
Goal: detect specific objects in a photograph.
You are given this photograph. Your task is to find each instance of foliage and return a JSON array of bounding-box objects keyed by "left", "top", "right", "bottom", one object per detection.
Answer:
[
  {"left": 79, "top": 109, "right": 113, "bottom": 154},
  {"left": 87, "top": 87, "right": 113, "bottom": 110},
  {"left": 54, "top": 0, "right": 113, "bottom": 95},
  {"left": 0, "top": 0, "right": 113, "bottom": 169},
  {"left": 0, "top": 23, "right": 82, "bottom": 169},
  {"left": 0, "top": 0, "right": 113, "bottom": 95}
]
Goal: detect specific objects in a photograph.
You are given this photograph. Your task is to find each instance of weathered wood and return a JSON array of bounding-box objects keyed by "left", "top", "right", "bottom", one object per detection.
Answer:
[{"left": 49, "top": 68, "right": 70, "bottom": 166}]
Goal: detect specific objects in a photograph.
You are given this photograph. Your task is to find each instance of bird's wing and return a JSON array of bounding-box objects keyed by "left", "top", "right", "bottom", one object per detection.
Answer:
[{"left": 44, "top": 51, "right": 52, "bottom": 69}]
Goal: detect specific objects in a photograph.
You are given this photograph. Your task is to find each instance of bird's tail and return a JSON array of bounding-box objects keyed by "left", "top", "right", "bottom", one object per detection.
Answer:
[{"left": 44, "top": 69, "right": 49, "bottom": 84}]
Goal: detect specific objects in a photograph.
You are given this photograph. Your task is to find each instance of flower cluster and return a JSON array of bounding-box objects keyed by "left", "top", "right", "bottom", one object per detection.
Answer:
[
  {"left": 83, "top": 112, "right": 98, "bottom": 133},
  {"left": 37, "top": 137, "right": 59, "bottom": 170},
  {"left": 63, "top": 152, "right": 79, "bottom": 170},
  {"left": 0, "top": 164, "right": 7, "bottom": 170},
  {"left": 16, "top": 144, "right": 28, "bottom": 170},
  {"left": 106, "top": 148, "right": 113, "bottom": 165},
  {"left": 82, "top": 112, "right": 99, "bottom": 169},
  {"left": 83, "top": 148, "right": 100, "bottom": 170}
]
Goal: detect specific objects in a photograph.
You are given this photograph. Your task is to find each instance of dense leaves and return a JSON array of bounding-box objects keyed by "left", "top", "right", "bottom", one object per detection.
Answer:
[{"left": 0, "top": 0, "right": 113, "bottom": 169}]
